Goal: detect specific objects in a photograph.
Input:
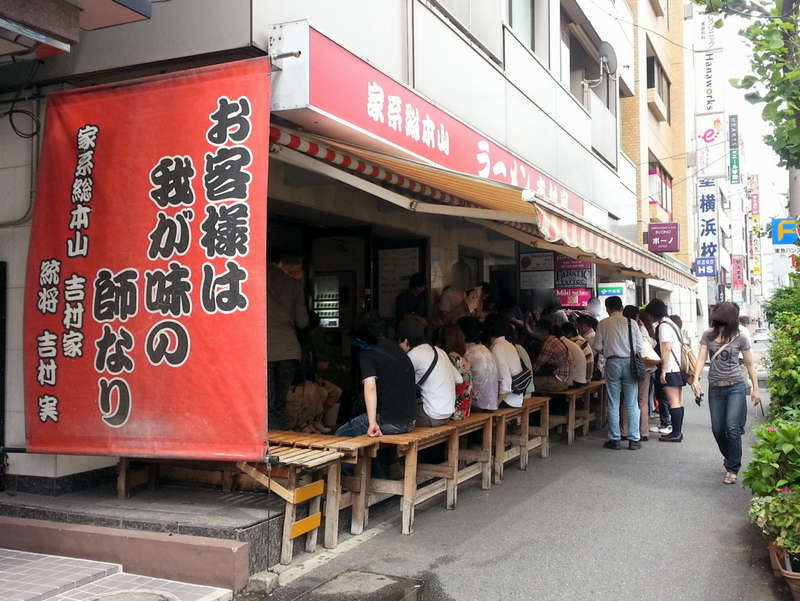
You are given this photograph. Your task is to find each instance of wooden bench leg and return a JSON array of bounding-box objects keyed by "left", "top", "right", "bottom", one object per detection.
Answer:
[
  {"left": 350, "top": 455, "right": 369, "bottom": 535},
  {"left": 481, "top": 417, "right": 492, "bottom": 490},
  {"left": 305, "top": 485, "right": 322, "bottom": 554},
  {"left": 520, "top": 408, "right": 531, "bottom": 471},
  {"left": 582, "top": 391, "right": 591, "bottom": 436},
  {"left": 567, "top": 397, "right": 576, "bottom": 445},
  {"left": 280, "top": 467, "right": 297, "bottom": 565},
  {"left": 117, "top": 458, "right": 129, "bottom": 500},
  {"left": 493, "top": 419, "right": 506, "bottom": 485},
  {"left": 401, "top": 442, "right": 418, "bottom": 535},
  {"left": 541, "top": 403, "right": 550, "bottom": 458},
  {"left": 446, "top": 430, "right": 458, "bottom": 510},
  {"left": 221, "top": 470, "right": 233, "bottom": 493},
  {"left": 324, "top": 462, "right": 341, "bottom": 549}
]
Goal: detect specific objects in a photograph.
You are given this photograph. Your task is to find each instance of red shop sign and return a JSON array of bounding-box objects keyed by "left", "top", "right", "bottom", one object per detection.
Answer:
[
  {"left": 24, "top": 59, "right": 270, "bottom": 460},
  {"left": 307, "top": 28, "right": 584, "bottom": 215}
]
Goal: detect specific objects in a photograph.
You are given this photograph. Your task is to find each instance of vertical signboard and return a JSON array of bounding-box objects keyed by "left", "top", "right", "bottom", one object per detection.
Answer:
[
  {"left": 732, "top": 255, "right": 745, "bottom": 290},
  {"left": 696, "top": 178, "right": 719, "bottom": 277},
  {"left": 749, "top": 177, "right": 763, "bottom": 295},
  {"left": 696, "top": 114, "right": 727, "bottom": 179},
  {"left": 728, "top": 115, "right": 741, "bottom": 184},
  {"left": 24, "top": 59, "right": 270, "bottom": 459}
]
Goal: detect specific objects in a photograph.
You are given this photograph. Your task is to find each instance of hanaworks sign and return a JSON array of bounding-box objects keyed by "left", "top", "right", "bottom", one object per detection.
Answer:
[
  {"left": 268, "top": 21, "right": 585, "bottom": 215},
  {"left": 24, "top": 60, "right": 270, "bottom": 459}
]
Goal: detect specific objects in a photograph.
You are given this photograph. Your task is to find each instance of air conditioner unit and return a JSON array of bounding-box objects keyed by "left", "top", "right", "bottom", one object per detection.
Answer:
[{"left": 684, "top": 3, "right": 694, "bottom": 19}]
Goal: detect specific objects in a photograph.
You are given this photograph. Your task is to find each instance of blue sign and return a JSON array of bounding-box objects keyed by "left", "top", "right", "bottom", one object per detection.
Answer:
[
  {"left": 772, "top": 218, "right": 798, "bottom": 245},
  {"left": 695, "top": 257, "right": 717, "bottom": 277}
]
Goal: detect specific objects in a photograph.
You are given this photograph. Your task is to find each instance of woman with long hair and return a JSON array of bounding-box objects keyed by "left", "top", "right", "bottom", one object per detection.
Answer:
[
  {"left": 692, "top": 302, "right": 761, "bottom": 485},
  {"left": 644, "top": 299, "right": 686, "bottom": 442}
]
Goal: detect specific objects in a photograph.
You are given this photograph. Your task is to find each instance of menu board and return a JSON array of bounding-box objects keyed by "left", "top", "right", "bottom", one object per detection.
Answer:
[
  {"left": 378, "top": 247, "right": 420, "bottom": 318},
  {"left": 519, "top": 251, "right": 554, "bottom": 290}
]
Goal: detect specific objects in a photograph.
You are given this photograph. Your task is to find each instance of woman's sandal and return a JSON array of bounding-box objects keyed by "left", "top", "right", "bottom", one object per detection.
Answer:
[{"left": 723, "top": 472, "right": 737, "bottom": 485}]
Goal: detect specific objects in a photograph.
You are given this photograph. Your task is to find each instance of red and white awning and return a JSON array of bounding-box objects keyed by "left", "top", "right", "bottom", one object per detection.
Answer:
[{"left": 270, "top": 125, "right": 696, "bottom": 289}]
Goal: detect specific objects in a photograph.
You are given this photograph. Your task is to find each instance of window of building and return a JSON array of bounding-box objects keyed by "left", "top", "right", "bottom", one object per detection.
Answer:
[
  {"left": 508, "top": 0, "right": 549, "bottom": 65},
  {"left": 646, "top": 40, "right": 671, "bottom": 122},
  {"left": 648, "top": 158, "right": 673, "bottom": 214}
]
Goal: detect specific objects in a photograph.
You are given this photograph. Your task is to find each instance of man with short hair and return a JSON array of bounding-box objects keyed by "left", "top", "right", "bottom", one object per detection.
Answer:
[
  {"left": 561, "top": 322, "right": 593, "bottom": 385},
  {"left": 528, "top": 319, "right": 571, "bottom": 392},
  {"left": 592, "top": 296, "right": 644, "bottom": 450},
  {"left": 395, "top": 272, "right": 427, "bottom": 326}
]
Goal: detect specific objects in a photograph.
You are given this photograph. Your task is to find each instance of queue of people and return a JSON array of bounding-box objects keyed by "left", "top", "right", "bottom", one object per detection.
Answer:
[{"left": 265, "top": 256, "right": 762, "bottom": 486}]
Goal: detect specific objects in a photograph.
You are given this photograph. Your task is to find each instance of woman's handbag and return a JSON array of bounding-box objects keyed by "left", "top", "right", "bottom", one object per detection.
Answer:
[{"left": 628, "top": 318, "right": 648, "bottom": 381}]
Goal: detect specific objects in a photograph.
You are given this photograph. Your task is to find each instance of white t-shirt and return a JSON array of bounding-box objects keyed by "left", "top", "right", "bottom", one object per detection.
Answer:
[
  {"left": 560, "top": 336, "right": 587, "bottom": 385},
  {"left": 408, "top": 344, "right": 462, "bottom": 420},
  {"left": 491, "top": 336, "right": 524, "bottom": 408},
  {"left": 656, "top": 318, "right": 682, "bottom": 373}
]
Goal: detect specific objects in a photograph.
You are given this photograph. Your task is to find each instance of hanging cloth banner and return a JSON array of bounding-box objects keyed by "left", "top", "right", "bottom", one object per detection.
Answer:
[{"left": 24, "top": 58, "right": 270, "bottom": 460}]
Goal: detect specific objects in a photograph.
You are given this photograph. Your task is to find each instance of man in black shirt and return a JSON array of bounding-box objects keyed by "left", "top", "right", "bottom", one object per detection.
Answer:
[
  {"left": 395, "top": 272, "right": 427, "bottom": 326},
  {"left": 336, "top": 311, "right": 417, "bottom": 438}
]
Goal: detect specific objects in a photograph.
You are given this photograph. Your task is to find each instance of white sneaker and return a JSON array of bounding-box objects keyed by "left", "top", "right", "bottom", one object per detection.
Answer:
[
  {"left": 658, "top": 425, "right": 673, "bottom": 435},
  {"left": 649, "top": 425, "right": 662, "bottom": 433}
]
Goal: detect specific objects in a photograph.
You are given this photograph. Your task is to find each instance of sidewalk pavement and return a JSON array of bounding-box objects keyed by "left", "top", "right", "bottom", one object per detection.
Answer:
[
  {"left": 252, "top": 382, "right": 789, "bottom": 601},
  {"left": 0, "top": 548, "right": 231, "bottom": 601}
]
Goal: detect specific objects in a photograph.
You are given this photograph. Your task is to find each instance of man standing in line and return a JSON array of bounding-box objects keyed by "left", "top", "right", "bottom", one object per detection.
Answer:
[
  {"left": 592, "top": 296, "right": 644, "bottom": 450},
  {"left": 267, "top": 250, "right": 308, "bottom": 431}
]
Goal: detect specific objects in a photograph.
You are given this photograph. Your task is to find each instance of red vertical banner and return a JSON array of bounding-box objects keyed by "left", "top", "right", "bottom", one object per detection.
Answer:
[
  {"left": 24, "top": 59, "right": 270, "bottom": 460},
  {"left": 731, "top": 255, "right": 745, "bottom": 290}
]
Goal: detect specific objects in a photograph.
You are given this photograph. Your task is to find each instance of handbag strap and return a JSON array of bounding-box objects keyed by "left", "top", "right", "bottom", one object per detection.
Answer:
[
  {"left": 710, "top": 335, "right": 739, "bottom": 364},
  {"left": 627, "top": 318, "right": 635, "bottom": 356},
  {"left": 418, "top": 344, "right": 439, "bottom": 387},
  {"left": 659, "top": 319, "right": 683, "bottom": 368}
]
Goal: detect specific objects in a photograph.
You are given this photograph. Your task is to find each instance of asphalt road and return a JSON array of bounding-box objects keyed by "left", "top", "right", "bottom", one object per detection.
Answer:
[{"left": 257, "top": 378, "right": 789, "bottom": 601}]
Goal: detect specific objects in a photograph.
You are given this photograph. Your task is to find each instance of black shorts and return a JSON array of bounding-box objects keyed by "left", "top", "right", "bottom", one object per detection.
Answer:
[{"left": 656, "top": 371, "right": 685, "bottom": 389}]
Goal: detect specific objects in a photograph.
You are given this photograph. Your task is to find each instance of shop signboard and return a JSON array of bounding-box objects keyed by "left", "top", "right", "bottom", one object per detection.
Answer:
[
  {"left": 695, "top": 114, "right": 727, "bottom": 179},
  {"left": 554, "top": 255, "right": 593, "bottom": 288},
  {"left": 732, "top": 255, "right": 745, "bottom": 290},
  {"left": 729, "top": 115, "right": 741, "bottom": 184},
  {"left": 24, "top": 60, "right": 270, "bottom": 459},
  {"left": 695, "top": 50, "right": 725, "bottom": 115},
  {"left": 519, "top": 252, "right": 554, "bottom": 271},
  {"left": 647, "top": 222, "right": 680, "bottom": 252},
  {"left": 696, "top": 179, "right": 719, "bottom": 277},
  {"left": 772, "top": 218, "right": 799, "bottom": 245},
  {"left": 696, "top": 257, "right": 717, "bottom": 277},
  {"left": 289, "top": 26, "right": 586, "bottom": 215},
  {"left": 555, "top": 288, "right": 592, "bottom": 308},
  {"left": 597, "top": 283, "right": 625, "bottom": 298}
]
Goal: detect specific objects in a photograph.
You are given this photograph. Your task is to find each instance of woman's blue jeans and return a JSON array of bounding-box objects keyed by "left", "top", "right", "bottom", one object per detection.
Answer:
[{"left": 708, "top": 381, "right": 747, "bottom": 473}]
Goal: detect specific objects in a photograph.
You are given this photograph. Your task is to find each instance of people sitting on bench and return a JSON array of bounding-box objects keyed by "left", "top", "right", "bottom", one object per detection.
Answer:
[
  {"left": 559, "top": 324, "right": 589, "bottom": 388},
  {"left": 458, "top": 316, "right": 500, "bottom": 411},
  {"left": 562, "top": 322, "right": 594, "bottom": 385},
  {"left": 336, "top": 311, "right": 417, "bottom": 441},
  {"left": 528, "top": 318, "right": 571, "bottom": 392},
  {"left": 485, "top": 313, "right": 525, "bottom": 408},
  {"left": 397, "top": 318, "right": 462, "bottom": 427}
]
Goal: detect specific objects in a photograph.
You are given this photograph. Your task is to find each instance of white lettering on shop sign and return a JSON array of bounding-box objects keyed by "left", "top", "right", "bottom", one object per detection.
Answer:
[{"left": 365, "top": 82, "right": 450, "bottom": 156}]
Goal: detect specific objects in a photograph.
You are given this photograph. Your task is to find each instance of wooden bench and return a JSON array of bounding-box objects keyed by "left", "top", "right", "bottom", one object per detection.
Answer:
[
  {"left": 587, "top": 380, "right": 606, "bottom": 427},
  {"left": 116, "top": 458, "right": 244, "bottom": 499},
  {"left": 544, "top": 384, "right": 600, "bottom": 445},
  {"left": 235, "top": 445, "right": 342, "bottom": 565},
  {"left": 266, "top": 430, "right": 379, "bottom": 548},
  {"left": 491, "top": 396, "right": 550, "bottom": 484},
  {"left": 450, "top": 412, "right": 494, "bottom": 496},
  {"left": 369, "top": 425, "right": 458, "bottom": 535}
]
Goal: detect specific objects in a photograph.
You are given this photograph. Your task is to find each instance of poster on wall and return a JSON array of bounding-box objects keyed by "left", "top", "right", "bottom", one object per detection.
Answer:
[
  {"left": 554, "top": 255, "right": 593, "bottom": 288},
  {"left": 555, "top": 288, "right": 592, "bottom": 308},
  {"left": 519, "top": 251, "right": 554, "bottom": 290},
  {"left": 24, "top": 59, "right": 270, "bottom": 460},
  {"left": 378, "top": 248, "right": 420, "bottom": 319}
]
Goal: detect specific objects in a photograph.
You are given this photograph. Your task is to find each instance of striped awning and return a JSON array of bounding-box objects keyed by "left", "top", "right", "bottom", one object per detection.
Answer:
[{"left": 269, "top": 125, "right": 697, "bottom": 289}]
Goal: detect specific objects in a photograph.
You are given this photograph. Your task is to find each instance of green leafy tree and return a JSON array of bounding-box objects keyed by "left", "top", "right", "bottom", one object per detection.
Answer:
[{"left": 695, "top": 0, "right": 800, "bottom": 168}]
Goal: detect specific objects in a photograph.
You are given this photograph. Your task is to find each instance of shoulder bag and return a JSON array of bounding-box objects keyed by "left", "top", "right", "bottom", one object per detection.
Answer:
[
  {"left": 416, "top": 344, "right": 439, "bottom": 403},
  {"left": 628, "top": 318, "right": 648, "bottom": 381},
  {"left": 511, "top": 346, "right": 533, "bottom": 395},
  {"left": 663, "top": 320, "right": 695, "bottom": 384}
]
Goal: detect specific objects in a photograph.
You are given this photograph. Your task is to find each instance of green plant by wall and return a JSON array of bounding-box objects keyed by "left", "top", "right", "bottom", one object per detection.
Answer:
[
  {"left": 764, "top": 286, "right": 800, "bottom": 325},
  {"left": 764, "top": 312, "right": 800, "bottom": 417},
  {"left": 750, "top": 492, "right": 800, "bottom": 556},
  {"left": 743, "top": 420, "right": 800, "bottom": 495}
]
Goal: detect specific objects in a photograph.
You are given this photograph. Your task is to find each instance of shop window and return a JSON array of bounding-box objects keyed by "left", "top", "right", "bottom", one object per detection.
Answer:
[
  {"left": 648, "top": 158, "right": 673, "bottom": 214},
  {"left": 646, "top": 40, "right": 671, "bottom": 122}
]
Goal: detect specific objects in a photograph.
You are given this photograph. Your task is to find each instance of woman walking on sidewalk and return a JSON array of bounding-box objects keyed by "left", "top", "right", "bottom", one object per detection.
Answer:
[{"left": 692, "top": 302, "right": 761, "bottom": 485}]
